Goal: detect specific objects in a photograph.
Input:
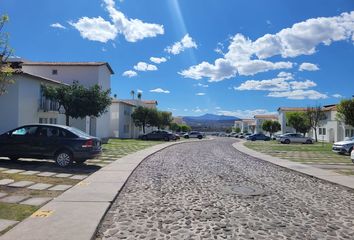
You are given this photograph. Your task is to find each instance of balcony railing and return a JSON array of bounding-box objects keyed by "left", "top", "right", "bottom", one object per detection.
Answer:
[{"left": 39, "top": 98, "right": 59, "bottom": 112}]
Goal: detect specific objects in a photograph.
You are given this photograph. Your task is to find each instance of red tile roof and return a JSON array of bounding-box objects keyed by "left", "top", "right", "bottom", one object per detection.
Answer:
[{"left": 22, "top": 61, "right": 114, "bottom": 74}]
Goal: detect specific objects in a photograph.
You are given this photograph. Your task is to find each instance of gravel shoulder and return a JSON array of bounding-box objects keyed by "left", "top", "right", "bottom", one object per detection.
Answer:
[{"left": 96, "top": 138, "right": 354, "bottom": 240}]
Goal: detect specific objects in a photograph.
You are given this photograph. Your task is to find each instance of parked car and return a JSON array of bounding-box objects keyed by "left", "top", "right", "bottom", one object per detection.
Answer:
[
  {"left": 184, "top": 131, "right": 203, "bottom": 139},
  {"left": 332, "top": 137, "right": 354, "bottom": 155},
  {"left": 351, "top": 150, "right": 354, "bottom": 163},
  {"left": 141, "top": 130, "right": 175, "bottom": 141},
  {"left": 229, "top": 132, "right": 238, "bottom": 138},
  {"left": 246, "top": 133, "right": 271, "bottom": 141},
  {"left": 278, "top": 133, "right": 313, "bottom": 144},
  {"left": 0, "top": 124, "right": 101, "bottom": 167},
  {"left": 240, "top": 133, "right": 251, "bottom": 139}
]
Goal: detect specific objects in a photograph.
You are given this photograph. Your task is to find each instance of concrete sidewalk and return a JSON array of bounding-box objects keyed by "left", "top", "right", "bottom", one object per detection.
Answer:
[
  {"left": 233, "top": 141, "right": 354, "bottom": 190},
  {"left": 1, "top": 139, "right": 209, "bottom": 240}
]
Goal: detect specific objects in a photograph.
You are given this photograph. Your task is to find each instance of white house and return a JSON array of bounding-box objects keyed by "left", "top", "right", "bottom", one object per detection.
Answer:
[
  {"left": 278, "top": 105, "right": 354, "bottom": 143},
  {"left": 234, "top": 119, "right": 256, "bottom": 134},
  {"left": 20, "top": 61, "right": 114, "bottom": 139},
  {"left": 254, "top": 114, "right": 279, "bottom": 134},
  {"left": 0, "top": 67, "right": 66, "bottom": 134}
]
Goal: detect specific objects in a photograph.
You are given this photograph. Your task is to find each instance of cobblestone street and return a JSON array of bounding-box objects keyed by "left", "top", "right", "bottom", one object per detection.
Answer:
[{"left": 96, "top": 139, "right": 354, "bottom": 240}]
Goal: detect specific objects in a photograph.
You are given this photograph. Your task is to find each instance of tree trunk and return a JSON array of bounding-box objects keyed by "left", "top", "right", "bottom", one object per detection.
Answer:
[
  {"left": 143, "top": 123, "right": 145, "bottom": 134},
  {"left": 314, "top": 128, "right": 318, "bottom": 142},
  {"left": 65, "top": 115, "right": 70, "bottom": 126}
]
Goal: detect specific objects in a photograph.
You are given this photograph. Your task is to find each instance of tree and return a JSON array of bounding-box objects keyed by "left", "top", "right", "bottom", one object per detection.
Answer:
[
  {"left": 235, "top": 127, "right": 241, "bottom": 133},
  {"left": 157, "top": 111, "right": 172, "bottom": 129},
  {"left": 262, "top": 120, "right": 281, "bottom": 138},
  {"left": 337, "top": 99, "right": 354, "bottom": 128},
  {"left": 130, "top": 90, "right": 135, "bottom": 99},
  {"left": 43, "top": 81, "right": 111, "bottom": 126},
  {"left": 170, "top": 122, "right": 180, "bottom": 132},
  {"left": 180, "top": 124, "right": 191, "bottom": 132},
  {"left": 131, "top": 106, "right": 150, "bottom": 134},
  {"left": 0, "top": 15, "right": 14, "bottom": 96},
  {"left": 306, "top": 106, "right": 326, "bottom": 142},
  {"left": 225, "top": 128, "right": 232, "bottom": 134},
  {"left": 137, "top": 92, "right": 142, "bottom": 100},
  {"left": 286, "top": 112, "right": 311, "bottom": 136}
]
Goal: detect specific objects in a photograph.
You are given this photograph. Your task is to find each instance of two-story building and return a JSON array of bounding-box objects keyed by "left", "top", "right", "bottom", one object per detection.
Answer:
[{"left": 234, "top": 119, "right": 256, "bottom": 134}]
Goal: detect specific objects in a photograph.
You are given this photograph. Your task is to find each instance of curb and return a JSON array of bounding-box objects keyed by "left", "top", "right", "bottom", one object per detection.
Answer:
[
  {"left": 1, "top": 138, "right": 211, "bottom": 240},
  {"left": 233, "top": 140, "right": 354, "bottom": 190}
]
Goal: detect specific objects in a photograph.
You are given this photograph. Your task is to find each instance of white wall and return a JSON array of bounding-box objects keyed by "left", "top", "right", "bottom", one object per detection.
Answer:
[{"left": 0, "top": 75, "right": 19, "bottom": 134}]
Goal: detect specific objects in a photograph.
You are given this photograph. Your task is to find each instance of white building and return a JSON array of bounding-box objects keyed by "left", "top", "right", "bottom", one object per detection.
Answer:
[
  {"left": 19, "top": 61, "right": 113, "bottom": 139},
  {"left": 278, "top": 105, "right": 354, "bottom": 143},
  {"left": 234, "top": 119, "right": 256, "bottom": 134},
  {"left": 254, "top": 114, "right": 279, "bottom": 134},
  {"left": 0, "top": 68, "right": 65, "bottom": 134}
]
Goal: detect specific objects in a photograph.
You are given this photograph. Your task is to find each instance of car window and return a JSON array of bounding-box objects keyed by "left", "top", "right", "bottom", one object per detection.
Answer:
[
  {"left": 60, "top": 129, "right": 77, "bottom": 138},
  {"left": 12, "top": 126, "right": 38, "bottom": 136}
]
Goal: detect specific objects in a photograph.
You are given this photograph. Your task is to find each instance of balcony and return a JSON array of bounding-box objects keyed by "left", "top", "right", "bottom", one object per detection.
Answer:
[{"left": 39, "top": 98, "right": 59, "bottom": 112}]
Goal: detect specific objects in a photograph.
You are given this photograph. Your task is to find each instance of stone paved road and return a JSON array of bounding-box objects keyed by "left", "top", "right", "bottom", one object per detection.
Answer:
[{"left": 96, "top": 139, "right": 354, "bottom": 240}]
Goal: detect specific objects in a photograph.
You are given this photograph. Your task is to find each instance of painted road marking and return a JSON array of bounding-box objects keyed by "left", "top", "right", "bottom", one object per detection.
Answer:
[{"left": 31, "top": 210, "right": 54, "bottom": 218}]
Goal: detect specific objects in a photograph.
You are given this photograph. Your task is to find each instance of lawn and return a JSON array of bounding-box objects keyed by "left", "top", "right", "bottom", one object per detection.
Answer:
[{"left": 244, "top": 140, "right": 352, "bottom": 165}]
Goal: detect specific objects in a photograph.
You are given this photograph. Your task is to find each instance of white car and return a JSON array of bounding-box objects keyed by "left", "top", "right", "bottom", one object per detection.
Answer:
[{"left": 332, "top": 137, "right": 354, "bottom": 155}]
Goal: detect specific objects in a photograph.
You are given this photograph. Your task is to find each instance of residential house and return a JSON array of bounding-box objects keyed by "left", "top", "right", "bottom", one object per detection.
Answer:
[
  {"left": 254, "top": 115, "right": 279, "bottom": 134},
  {"left": 278, "top": 105, "right": 354, "bottom": 142},
  {"left": 20, "top": 61, "right": 114, "bottom": 139},
  {"left": 0, "top": 65, "right": 65, "bottom": 134},
  {"left": 234, "top": 119, "right": 256, "bottom": 134}
]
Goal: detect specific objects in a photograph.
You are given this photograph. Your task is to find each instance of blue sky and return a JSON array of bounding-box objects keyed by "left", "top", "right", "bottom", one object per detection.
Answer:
[{"left": 2, "top": 0, "right": 354, "bottom": 118}]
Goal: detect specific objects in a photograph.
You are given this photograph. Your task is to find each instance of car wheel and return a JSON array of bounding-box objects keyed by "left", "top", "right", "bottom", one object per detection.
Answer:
[
  {"left": 306, "top": 139, "right": 312, "bottom": 144},
  {"left": 55, "top": 150, "right": 73, "bottom": 167},
  {"left": 184, "top": 135, "right": 189, "bottom": 139},
  {"left": 198, "top": 136, "right": 202, "bottom": 139},
  {"left": 284, "top": 139, "right": 290, "bottom": 144},
  {"left": 75, "top": 159, "right": 87, "bottom": 164},
  {"left": 9, "top": 157, "right": 19, "bottom": 161}
]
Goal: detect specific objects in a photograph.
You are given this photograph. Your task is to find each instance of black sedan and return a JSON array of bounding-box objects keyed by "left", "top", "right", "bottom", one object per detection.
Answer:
[
  {"left": 0, "top": 124, "right": 101, "bottom": 167},
  {"left": 246, "top": 133, "right": 271, "bottom": 141},
  {"left": 140, "top": 130, "right": 176, "bottom": 141}
]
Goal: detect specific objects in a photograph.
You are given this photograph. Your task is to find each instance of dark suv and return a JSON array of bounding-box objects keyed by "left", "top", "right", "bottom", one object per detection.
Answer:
[
  {"left": 140, "top": 130, "right": 175, "bottom": 141},
  {"left": 0, "top": 124, "right": 101, "bottom": 167}
]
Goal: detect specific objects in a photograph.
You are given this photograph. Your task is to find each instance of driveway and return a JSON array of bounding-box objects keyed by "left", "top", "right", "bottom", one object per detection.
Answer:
[{"left": 96, "top": 138, "right": 354, "bottom": 240}]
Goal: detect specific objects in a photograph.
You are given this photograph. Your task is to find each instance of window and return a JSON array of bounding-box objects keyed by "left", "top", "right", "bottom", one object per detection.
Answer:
[
  {"left": 12, "top": 126, "right": 38, "bottom": 136},
  {"left": 52, "top": 69, "right": 58, "bottom": 75},
  {"left": 39, "top": 118, "right": 48, "bottom": 124},
  {"left": 348, "top": 129, "right": 354, "bottom": 137},
  {"left": 49, "top": 118, "right": 57, "bottom": 124},
  {"left": 319, "top": 128, "right": 326, "bottom": 135}
]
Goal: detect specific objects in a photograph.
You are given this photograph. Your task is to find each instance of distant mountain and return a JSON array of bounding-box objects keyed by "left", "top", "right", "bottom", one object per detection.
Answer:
[{"left": 182, "top": 114, "right": 240, "bottom": 131}]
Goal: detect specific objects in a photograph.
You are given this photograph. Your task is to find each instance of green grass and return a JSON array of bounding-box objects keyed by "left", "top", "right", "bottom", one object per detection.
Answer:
[
  {"left": 244, "top": 140, "right": 352, "bottom": 165},
  {"left": 0, "top": 203, "right": 38, "bottom": 221},
  {"left": 102, "top": 139, "right": 164, "bottom": 157}
]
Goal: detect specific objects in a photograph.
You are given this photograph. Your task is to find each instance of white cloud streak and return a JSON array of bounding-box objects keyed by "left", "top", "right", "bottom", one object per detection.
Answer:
[
  {"left": 150, "top": 88, "right": 170, "bottom": 94},
  {"left": 134, "top": 62, "right": 158, "bottom": 71},
  {"left": 150, "top": 57, "right": 167, "bottom": 64},
  {"left": 122, "top": 70, "right": 138, "bottom": 78},
  {"left": 165, "top": 34, "right": 197, "bottom": 55},
  {"left": 50, "top": 23, "right": 66, "bottom": 29},
  {"left": 299, "top": 62, "right": 320, "bottom": 71}
]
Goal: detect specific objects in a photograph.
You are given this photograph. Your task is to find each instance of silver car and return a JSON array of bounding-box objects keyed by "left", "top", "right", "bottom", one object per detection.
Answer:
[
  {"left": 332, "top": 137, "right": 354, "bottom": 155},
  {"left": 278, "top": 133, "right": 314, "bottom": 144}
]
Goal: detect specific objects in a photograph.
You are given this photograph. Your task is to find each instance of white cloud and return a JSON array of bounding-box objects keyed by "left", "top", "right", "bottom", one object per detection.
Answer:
[
  {"left": 277, "top": 71, "right": 293, "bottom": 79},
  {"left": 192, "top": 107, "right": 208, "bottom": 113},
  {"left": 134, "top": 62, "right": 158, "bottom": 71},
  {"left": 179, "top": 58, "right": 237, "bottom": 82},
  {"left": 50, "top": 23, "right": 66, "bottom": 29},
  {"left": 195, "top": 83, "right": 209, "bottom": 88},
  {"left": 69, "top": 17, "right": 117, "bottom": 43},
  {"left": 150, "top": 88, "right": 170, "bottom": 94},
  {"left": 165, "top": 34, "right": 197, "bottom": 55},
  {"left": 180, "top": 11, "right": 354, "bottom": 82},
  {"left": 299, "top": 62, "right": 320, "bottom": 71},
  {"left": 137, "top": 89, "right": 143, "bottom": 93},
  {"left": 289, "top": 80, "right": 317, "bottom": 90},
  {"left": 235, "top": 78, "right": 291, "bottom": 92},
  {"left": 150, "top": 57, "right": 167, "bottom": 64},
  {"left": 332, "top": 93, "right": 343, "bottom": 98},
  {"left": 71, "top": 0, "right": 164, "bottom": 43},
  {"left": 268, "top": 90, "right": 328, "bottom": 100},
  {"left": 122, "top": 70, "right": 137, "bottom": 78},
  {"left": 217, "top": 109, "right": 277, "bottom": 119},
  {"left": 196, "top": 93, "right": 206, "bottom": 96}
]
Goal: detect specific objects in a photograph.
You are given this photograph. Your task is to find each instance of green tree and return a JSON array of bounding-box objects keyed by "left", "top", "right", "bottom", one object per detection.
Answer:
[
  {"left": 0, "top": 15, "right": 14, "bottom": 96},
  {"left": 337, "top": 99, "right": 354, "bottom": 128},
  {"left": 180, "top": 124, "right": 191, "bottom": 132},
  {"left": 225, "top": 128, "right": 232, "bottom": 134},
  {"left": 262, "top": 120, "right": 281, "bottom": 138},
  {"left": 306, "top": 106, "right": 326, "bottom": 142},
  {"left": 235, "top": 127, "right": 241, "bottom": 133},
  {"left": 137, "top": 92, "right": 142, "bottom": 100},
  {"left": 131, "top": 106, "right": 151, "bottom": 133},
  {"left": 158, "top": 111, "right": 173, "bottom": 129},
  {"left": 286, "top": 112, "right": 311, "bottom": 136},
  {"left": 43, "top": 81, "right": 111, "bottom": 126},
  {"left": 170, "top": 122, "right": 181, "bottom": 132}
]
